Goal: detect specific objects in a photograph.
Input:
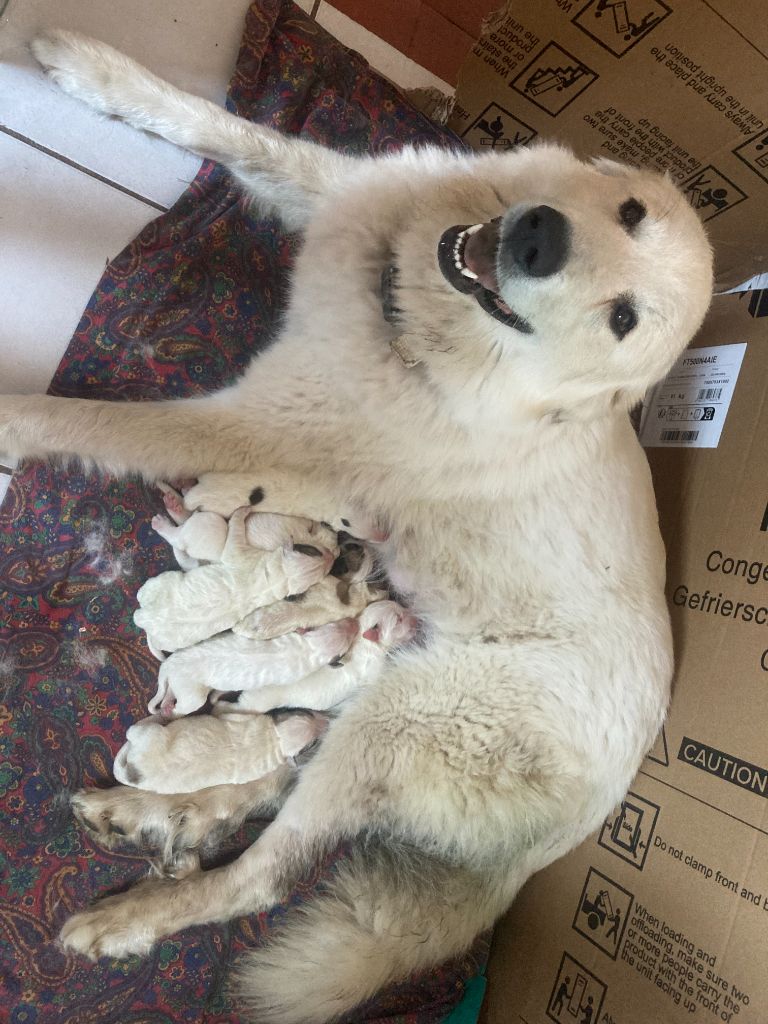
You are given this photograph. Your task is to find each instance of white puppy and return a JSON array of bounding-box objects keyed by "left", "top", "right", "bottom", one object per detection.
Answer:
[
  {"left": 183, "top": 470, "right": 388, "bottom": 541},
  {"left": 113, "top": 710, "right": 326, "bottom": 793},
  {"left": 148, "top": 617, "right": 360, "bottom": 717},
  {"left": 220, "top": 601, "right": 417, "bottom": 713},
  {"left": 152, "top": 483, "right": 338, "bottom": 570},
  {"left": 235, "top": 569, "right": 379, "bottom": 640},
  {"left": 134, "top": 506, "right": 334, "bottom": 655}
]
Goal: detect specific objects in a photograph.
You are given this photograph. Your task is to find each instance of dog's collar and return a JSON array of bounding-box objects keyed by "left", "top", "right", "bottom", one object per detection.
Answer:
[
  {"left": 380, "top": 261, "right": 532, "bottom": 371},
  {"left": 381, "top": 264, "right": 422, "bottom": 368}
]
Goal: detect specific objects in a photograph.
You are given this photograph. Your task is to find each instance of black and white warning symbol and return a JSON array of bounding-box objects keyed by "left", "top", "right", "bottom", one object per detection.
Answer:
[
  {"left": 573, "top": 867, "right": 633, "bottom": 959},
  {"left": 573, "top": 0, "right": 672, "bottom": 58},
  {"left": 462, "top": 103, "right": 537, "bottom": 151},
  {"left": 646, "top": 725, "right": 669, "bottom": 767},
  {"left": 547, "top": 952, "right": 607, "bottom": 1024},
  {"left": 733, "top": 129, "right": 768, "bottom": 186},
  {"left": 682, "top": 166, "right": 747, "bottom": 222},
  {"left": 511, "top": 43, "right": 598, "bottom": 117},
  {"left": 598, "top": 791, "right": 659, "bottom": 870}
]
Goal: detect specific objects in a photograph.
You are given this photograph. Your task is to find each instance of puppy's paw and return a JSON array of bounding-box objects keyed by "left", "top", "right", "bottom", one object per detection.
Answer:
[
  {"left": 157, "top": 484, "right": 189, "bottom": 525},
  {"left": 150, "top": 512, "right": 173, "bottom": 534}
]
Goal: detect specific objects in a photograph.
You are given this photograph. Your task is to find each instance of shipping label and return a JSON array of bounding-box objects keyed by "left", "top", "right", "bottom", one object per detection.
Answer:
[{"left": 639, "top": 342, "right": 747, "bottom": 448}]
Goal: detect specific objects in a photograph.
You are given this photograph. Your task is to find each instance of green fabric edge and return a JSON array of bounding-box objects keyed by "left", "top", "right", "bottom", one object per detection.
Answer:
[{"left": 442, "top": 975, "right": 488, "bottom": 1024}]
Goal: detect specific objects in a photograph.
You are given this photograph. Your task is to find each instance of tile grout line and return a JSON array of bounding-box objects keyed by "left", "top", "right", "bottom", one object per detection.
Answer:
[{"left": 0, "top": 123, "right": 170, "bottom": 212}]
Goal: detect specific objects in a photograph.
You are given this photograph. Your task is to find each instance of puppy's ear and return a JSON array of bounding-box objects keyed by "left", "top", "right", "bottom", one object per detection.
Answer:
[{"left": 591, "top": 157, "right": 629, "bottom": 177}]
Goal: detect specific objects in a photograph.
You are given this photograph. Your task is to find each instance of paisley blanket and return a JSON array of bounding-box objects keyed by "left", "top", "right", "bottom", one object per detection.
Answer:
[{"left": 0, "top": 2, "right": 487, "bottom": 1020}]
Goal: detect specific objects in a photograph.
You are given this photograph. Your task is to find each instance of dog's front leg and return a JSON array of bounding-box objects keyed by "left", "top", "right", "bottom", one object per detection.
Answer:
[
  {"left": 32, "top": 30, "right": 355, "bottom": 230},
  {"left": 0, "top": 392, "right": 251, "bottom": 479}
]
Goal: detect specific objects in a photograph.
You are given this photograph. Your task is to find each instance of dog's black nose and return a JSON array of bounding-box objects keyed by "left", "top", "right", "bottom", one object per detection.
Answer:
[{"left": 501, "top": 205, "right": 570, "bottom": 278}]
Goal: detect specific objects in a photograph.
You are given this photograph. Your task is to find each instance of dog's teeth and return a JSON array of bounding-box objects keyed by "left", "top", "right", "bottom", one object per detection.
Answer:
[
  {"left": 466, "top": 223, "right": 483, "bottom": 235},
  {"left": 460, "top": 267, "right": 478, "bottom": 280},
  {"left": 454, "top": 259, "right": 463, "bottom": 269}
]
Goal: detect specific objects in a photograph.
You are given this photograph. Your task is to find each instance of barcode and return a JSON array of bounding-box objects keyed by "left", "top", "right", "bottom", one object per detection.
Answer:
[
  {"left": 661, "top": 430, "right": 699, "bottom": 442},
  {"left": 696, "top": 387, "right": 722, "bottom": 400}
]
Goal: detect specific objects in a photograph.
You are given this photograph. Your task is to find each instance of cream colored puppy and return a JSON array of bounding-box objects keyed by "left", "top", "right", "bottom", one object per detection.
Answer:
[
  {"left": 113, "top": 710, "right": 326, "bottom": 793},
  {"left": 183, "top": 470, "right": 388, "bottom": 541},
  {"left": 134, "top": 507, "right": 334, "bottom": 655},
  {"left": 148, "top": 617, "right": 359, "bottom": 717},
  {"left": 220, "top": 600, "right": 418, "bottom": 713},
  {"left": 152, "top": 482, "right": 338, "bottom": 570}
]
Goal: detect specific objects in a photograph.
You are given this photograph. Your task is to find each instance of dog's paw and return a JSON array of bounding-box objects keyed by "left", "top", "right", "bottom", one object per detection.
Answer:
[
  {"left": 72, "top": 787, "right": 167, "bottom": 850},
  {"left": 71, "top": 786, "right": 217, "bottom": 862},
  {"left": 60, "top": 897, "right": 154, "bottom": 960},
  {"left": 31, "top": 30, "right": 122, "bottom": 114}
]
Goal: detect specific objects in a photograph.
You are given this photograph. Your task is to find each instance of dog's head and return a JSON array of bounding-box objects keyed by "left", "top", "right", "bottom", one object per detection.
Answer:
[{"left": 392, "top": 144, "right": 713, "bottom": 423}]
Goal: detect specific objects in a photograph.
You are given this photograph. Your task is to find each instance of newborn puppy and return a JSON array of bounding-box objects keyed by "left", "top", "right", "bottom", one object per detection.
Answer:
[
  {"left": 152, "top": 484, "right": 337, "bottom": 570},
  {"left": 135, "top": 507, "right": 334, "bottom": 656},
  {"left": 217, "top": 600, "right": 417, "bottom": 713},
  {"left": 113, "top": 709, "right": 326, "bottom": 793},
  {"left": 149, "top": 617, "right": 359, "bottom": 717},
  {"left": 235, "top": 545, "right": 381, "bottom": 640},
  {"left": 183, "top": 470, "right": 388, "bottom": 541},
  {"left": 234, "top": 576, "right": 379, "bottom": 640}
]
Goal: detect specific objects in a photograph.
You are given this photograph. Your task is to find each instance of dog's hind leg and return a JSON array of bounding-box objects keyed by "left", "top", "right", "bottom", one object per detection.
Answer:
[
  {"left": 61, "top": 750, "right": 511, "bottom": 1022},
  {"left": 0, "top": 391, "right": 255, "bottom": 479},
  {"left": 31, "top": 31, "right": 354, "bottom": 229}
]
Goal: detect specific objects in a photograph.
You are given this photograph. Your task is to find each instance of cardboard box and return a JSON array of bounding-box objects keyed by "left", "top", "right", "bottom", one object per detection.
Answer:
[
  {"left": 480, "top": 291, "right": 768, "bottom": 1023},
  {"left": 449, "top": 1, "right": 768, "bottom": 288},
  {"left": 325, "top": 0, "right": 498, "bottom": 85}
]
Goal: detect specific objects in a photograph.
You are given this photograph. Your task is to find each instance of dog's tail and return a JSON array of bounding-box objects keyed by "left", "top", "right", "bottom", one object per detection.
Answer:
[{"left": 235, "top": 840, "right": 509, "bottom": 1024}]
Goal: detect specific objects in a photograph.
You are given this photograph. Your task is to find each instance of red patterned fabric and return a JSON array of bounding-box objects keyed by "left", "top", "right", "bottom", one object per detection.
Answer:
[{"left": 0, "top": 3, "right": 487, "bottom": 1021}]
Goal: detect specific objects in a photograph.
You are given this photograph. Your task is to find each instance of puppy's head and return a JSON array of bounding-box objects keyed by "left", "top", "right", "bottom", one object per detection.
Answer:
[
  {"left": 393, "top": 144, "right": 713, "bottom": 423},
  {"left": 358, "top": 600, "right": 418, "bottom": 649}
]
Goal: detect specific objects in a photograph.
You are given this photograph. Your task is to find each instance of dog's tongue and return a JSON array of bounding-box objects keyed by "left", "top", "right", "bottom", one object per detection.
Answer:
[{"left": 464, "top": 221, "right": 501, "bottom": 293}]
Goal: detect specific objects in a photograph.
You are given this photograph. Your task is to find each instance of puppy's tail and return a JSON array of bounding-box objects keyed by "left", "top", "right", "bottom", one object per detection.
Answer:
[{"left": 235, "top": 840, "right": 508, "bottom": 1024}]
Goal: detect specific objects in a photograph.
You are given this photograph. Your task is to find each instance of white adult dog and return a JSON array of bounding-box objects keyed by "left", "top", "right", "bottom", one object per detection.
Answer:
[{"left": 0, "top": 27, "right": 713, "bottom": 1024}]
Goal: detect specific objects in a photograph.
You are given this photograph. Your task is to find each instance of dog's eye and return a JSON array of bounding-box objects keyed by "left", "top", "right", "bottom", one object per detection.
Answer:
[
  {"left": 618, "top": 198, "right": 646, "bottom": 232},
  {"left": 610, "top": 300, "right": 638, "bottom": 340}
]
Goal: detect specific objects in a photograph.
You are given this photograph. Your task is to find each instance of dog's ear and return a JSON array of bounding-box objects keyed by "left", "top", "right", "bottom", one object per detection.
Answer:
[{"left": 591, "top": 157, "right": 629, "bottom": 177}]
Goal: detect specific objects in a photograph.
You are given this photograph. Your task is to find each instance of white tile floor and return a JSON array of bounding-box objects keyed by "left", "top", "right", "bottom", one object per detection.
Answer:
[{"left": 0, "top": 0, "right": 451, "bottom": 504}]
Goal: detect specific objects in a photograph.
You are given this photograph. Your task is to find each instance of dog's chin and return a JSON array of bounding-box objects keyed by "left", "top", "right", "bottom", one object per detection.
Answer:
[{"left": 437, "top": 223, "right": 534, "bottom": 335}]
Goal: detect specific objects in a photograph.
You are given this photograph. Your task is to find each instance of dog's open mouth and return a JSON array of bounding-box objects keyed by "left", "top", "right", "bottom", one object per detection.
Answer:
[{"left": 437, "top": 221, "right": 533, "bottom": 334}]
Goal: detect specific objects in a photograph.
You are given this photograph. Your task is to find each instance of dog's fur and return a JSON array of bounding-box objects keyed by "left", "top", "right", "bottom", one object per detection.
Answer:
[{"left": 0, "top": 28, "right": 713, "bottom": 1024}]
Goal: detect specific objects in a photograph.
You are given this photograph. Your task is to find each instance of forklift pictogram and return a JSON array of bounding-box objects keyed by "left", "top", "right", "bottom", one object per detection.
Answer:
[
  {"left": 573, "top": 867, "right": 633, "bottom": 959},
  {"left": 582, "top": 888, "right": 613, "bottom": 931}
]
